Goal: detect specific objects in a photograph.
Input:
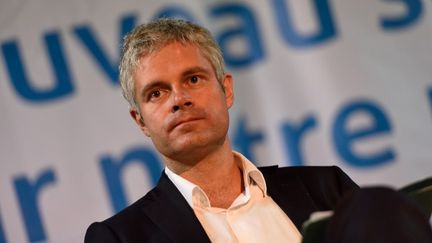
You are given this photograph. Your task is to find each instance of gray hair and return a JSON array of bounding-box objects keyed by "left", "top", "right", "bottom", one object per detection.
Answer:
[{"left": 119, "top": 18, "right": 225, "bottom": 112}]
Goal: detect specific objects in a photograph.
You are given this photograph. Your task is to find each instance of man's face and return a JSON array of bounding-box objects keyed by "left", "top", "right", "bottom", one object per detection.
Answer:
[{"left": 130, "top": 42, "right": 234, "bottom": 162}]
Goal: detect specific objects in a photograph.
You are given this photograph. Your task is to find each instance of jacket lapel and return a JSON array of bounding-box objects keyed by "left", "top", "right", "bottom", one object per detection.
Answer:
[
  {"left": 141, "top": 172, "right": 211, "bottom": 243},
  {"left": 260, "top": 166, "right": 319, "bottom": 230}
]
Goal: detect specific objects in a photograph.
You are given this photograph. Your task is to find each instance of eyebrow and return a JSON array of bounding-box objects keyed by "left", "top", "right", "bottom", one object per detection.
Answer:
[{"left": 181, "top": 66, "right": 212, "bottom": 77}]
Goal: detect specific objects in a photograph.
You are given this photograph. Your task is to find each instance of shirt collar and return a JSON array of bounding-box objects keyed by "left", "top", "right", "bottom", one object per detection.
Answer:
[
  {"left": 164, "top": 151, "right": 267, "bottom": 208},
  {"left": 164, "top": 165, "right": 197, "bottom": 207},
  {"left": 235, "top": 151, "right": 267, "bottom": 196}
]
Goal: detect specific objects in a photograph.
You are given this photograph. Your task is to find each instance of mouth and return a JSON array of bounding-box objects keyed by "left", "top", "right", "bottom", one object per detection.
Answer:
[{"left": 168, "top": 117, "right": 204, "bottom": 132}]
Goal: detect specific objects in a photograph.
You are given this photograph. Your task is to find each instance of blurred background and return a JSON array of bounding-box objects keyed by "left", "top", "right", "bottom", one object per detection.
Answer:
[{"left": 0, "top": 0, "right": 431, "bottom": 242}]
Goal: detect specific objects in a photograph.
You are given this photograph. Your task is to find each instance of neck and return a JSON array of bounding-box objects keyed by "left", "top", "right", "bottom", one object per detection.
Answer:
[{"left": 164, "top": 139, "right": 243, "bottom": 208}]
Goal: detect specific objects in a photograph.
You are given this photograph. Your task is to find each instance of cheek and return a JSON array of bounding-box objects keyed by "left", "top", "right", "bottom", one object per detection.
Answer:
[
  {"left": 207, "top": 97, "right": 230, "bottom": 123},
  {"left": 148, "top": 111, "right": 172, "bottom": 136},
  {"left": 141, "top": 104, "right": 165, "bottom": 124},
  {"left": 145, "top": 114, "right": 162, "bottom": 129}
]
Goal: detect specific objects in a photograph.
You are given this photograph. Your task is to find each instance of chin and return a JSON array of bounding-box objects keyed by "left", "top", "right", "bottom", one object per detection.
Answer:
[{"left": 165, "top": 134, "right": 225, "bottom": 160}]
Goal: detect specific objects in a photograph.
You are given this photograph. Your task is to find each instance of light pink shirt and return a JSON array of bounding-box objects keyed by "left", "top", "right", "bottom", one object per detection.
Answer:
[{"left": 165, "top": 151, "right": 302, "bottom": 243}]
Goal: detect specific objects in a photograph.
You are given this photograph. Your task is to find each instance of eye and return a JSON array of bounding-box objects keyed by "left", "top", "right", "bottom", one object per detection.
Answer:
[
  {"left": 148, "top": 90, "right": 161, "bottom": 101},
  {"left": 190, "top": 75, "right": 199, "bottom": 84}
]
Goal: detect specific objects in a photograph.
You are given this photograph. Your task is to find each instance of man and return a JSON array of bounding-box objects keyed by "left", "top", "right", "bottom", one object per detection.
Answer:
[{"left": 85, "top": 18, "right": 358, "bottom": 243}]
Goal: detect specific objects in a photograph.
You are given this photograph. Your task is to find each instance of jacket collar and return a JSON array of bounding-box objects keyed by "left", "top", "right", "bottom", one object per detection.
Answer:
[
  {"left": 260, "top": 165, "right": 319, "bottom": 230},
  {"left": 141, "top": 172, "right": 211, "bottom": 243}
]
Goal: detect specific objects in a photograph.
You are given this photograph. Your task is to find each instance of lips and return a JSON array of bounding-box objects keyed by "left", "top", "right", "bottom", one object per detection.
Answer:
[{"left": 167, "top": 116, "right": 204, "bottom": 132}]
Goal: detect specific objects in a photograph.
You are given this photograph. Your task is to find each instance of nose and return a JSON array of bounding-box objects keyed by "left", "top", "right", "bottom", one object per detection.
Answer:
[{"left": 171, "top": 88, "right": 193, "bottom": 113}]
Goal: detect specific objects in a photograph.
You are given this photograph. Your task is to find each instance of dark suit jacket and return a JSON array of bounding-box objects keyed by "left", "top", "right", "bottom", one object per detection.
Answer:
[{"left": 85, "top": 166, "right": 358, "bottom": 243}]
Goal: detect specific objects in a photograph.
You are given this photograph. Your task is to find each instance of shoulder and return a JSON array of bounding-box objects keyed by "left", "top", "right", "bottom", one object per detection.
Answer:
[
  {"left": 260, "top": 165, "right": 359, "bottom": 209},
  {"left": 260, "top": 164, "right": 345, "bottom": 175},
  {"left": 259, "top": 165, "right": 356, "bottom": 186},
  {"left": 85, "top": 186, "right": 169, "bottom": 243},
  {"left": 104, "top": 187, "right": 160, "bottom": 224}
]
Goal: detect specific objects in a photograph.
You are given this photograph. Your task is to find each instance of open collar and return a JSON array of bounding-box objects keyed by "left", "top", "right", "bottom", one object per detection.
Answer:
[{"left": 164, "top": 151, "right": 267, "bottom": 208}]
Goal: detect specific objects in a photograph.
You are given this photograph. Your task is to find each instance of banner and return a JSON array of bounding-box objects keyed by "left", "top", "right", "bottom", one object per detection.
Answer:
[{"left": 1, "top": 0, "right": 431, "bottom": 242}]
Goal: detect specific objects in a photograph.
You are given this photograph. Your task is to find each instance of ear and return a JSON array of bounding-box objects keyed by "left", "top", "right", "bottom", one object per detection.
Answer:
[
  {"left": 222, "top": 73, "right": 234, "bottom": 108},
  {"left": 130, "top": 108, "right": 151, "bottom": 137}
]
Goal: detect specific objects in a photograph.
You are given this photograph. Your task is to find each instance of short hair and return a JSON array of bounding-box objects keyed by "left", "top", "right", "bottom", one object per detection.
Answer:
[{"left": 119, "top": 18, "right": 225, "bottom": 112}]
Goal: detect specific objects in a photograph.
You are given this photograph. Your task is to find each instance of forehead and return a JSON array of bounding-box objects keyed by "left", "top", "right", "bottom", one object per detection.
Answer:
[
  {"left": 133, "top": 42, "right": 216, "bottom": 93},
  {"left": 138, "top": 42, "right": 212, "bottom": 75}
]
